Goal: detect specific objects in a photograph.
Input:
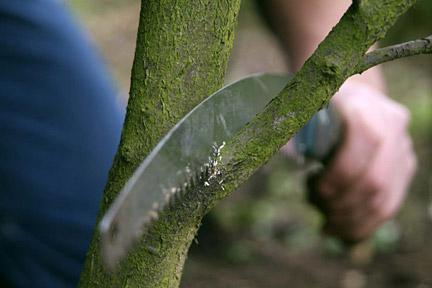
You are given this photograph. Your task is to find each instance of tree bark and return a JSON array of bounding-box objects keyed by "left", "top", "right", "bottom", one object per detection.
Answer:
[
  {"left": 79, "top": 1, "right": 241, "bottom": 287},
  {"left": 217, "top": 0, "right": 419, "bottom": 198},
  {"left": 79, "top": 0, "right": 431, "bottom": 287},
  {"left": 357, "top": 34, "right": 432, "bottom": 73}
]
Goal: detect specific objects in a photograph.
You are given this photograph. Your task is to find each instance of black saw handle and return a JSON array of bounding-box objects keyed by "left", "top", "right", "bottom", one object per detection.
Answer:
[{"left": 295, "top": 106, "right": 373, "bottom": 264}]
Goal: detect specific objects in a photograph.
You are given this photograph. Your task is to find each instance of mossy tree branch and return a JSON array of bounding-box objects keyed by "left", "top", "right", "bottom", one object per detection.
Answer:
[
  {"left": 216, "top": 0, "right": 420, "bottom": 210},
  {"left": 79, "top": 1, "right": 241, "bottom": 287},
  {"left": 79, "top": 0, "right": 430, "bottom": 287},
  {"left": 357, "top": 34, "right": 432, "bottom": 73}
]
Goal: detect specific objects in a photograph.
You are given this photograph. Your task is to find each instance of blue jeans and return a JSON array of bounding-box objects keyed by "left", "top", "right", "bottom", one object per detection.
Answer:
[{"left": 0, "top": 1, "right": 124, "bottom": 287}]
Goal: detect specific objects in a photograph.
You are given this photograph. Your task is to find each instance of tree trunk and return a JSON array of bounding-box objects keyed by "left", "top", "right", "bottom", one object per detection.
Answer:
[
  {"left": 78, "top": 0, "right": 431, "bottom": 287},
  {"left": 79, "top": 1, "right": 241, "bottom": 287}
]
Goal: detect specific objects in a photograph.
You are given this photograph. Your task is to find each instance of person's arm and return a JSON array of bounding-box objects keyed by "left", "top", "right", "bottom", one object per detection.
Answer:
[
  {"left": 261, "top": 0, "right": 417, "bottom": 241},
  {"left": 262, "top": 0, "right": 384, "bottom": 87}
]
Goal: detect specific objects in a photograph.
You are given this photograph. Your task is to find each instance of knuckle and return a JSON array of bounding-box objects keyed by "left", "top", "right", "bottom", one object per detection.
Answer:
[
  {"left": 369, "top": 205, "right": 383, "bottom": 221},
  {"left": 366, "top": 127, "right": 382, "bottom": 146},
  {"left": 369, "top": 196, "right": 381, "bottom": 213},
  {"left": 374, "top": 202, "right": 393, "bottom": 221},
  {"left": 367, "top": 175, "right": 386, "bottom": 193},
  {"left": 337, "top": 164, "right": 356, "bottom": 181},
  {"left": 345, "top": 105, "right": 382, "bottom": 146},
  {"left": 379, "top": 207, "right": 393, "bottom": 221}
]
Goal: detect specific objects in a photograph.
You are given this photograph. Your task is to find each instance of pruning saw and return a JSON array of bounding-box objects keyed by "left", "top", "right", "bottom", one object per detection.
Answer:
[{"left": 99, "top": 73, "right": 341, "bottom": 269}]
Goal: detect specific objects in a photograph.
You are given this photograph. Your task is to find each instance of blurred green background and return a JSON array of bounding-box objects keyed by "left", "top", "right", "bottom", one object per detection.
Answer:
[{"left": 69, "top": 1, "right": 432, "bottom": 287}]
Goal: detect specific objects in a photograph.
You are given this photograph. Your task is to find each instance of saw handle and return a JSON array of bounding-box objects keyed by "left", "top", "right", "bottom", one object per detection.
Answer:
[
  {"left": 295, "top": 106, "right": 345, "bottom": 235},
  {"left": 294, "top": 105, "right": 342, "bottom": 162},
  {"left": 295, "top": 105, "right": 345, "bottom": 231},
  {"left": 295, "top": 107, "right": 372, "bottom": 260}
]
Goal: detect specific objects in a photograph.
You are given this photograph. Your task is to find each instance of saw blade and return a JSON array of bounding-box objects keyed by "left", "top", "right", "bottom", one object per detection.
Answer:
[{"left": 100, "top": 73, "right": 289, "bottom": 268}]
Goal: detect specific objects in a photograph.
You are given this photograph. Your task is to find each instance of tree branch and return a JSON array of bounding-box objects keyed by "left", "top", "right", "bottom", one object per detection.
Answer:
[
  {"left": 213, "top": 0, "right": 418, "bottom": 205},
  {"left": 79, "top": 1, "right": 241, "bottom": 287},
  {"left": 117, "top": 1, "right": 421, "bottom": 286},
  {"left": 80, "top": 0, "right": 426, "bottom": 287},
  {"left": 357, "top": 35, "right": 432, "bottom": 73}
]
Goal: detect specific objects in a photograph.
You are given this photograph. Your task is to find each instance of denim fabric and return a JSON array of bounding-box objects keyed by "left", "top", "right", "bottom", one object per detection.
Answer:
[{"left": 0, "top": 1, "right": 124, "bottom": 287}]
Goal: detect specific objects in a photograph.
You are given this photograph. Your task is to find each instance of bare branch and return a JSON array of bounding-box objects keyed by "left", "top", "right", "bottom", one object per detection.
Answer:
[{"left": 357, "top": 35, "right": 432, "bottom": 73}]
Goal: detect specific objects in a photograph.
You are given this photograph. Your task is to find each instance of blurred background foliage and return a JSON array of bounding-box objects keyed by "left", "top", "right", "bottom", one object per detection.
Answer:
[{"left": 69, "top": 0, "right": 431, "bottom": 287}]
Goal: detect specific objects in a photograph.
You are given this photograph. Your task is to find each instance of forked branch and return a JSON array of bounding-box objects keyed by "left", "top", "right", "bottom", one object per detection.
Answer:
[{"left": 80, "top": 1, "right": 430, "bottom": 287}]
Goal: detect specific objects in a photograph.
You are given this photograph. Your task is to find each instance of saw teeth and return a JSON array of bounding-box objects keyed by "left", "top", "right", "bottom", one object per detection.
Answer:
[
  {"left": 158, "top": 145, "right": 222, "bottom": 211},
  {"left": 147, "top": 210, "right": 159, "bottom": 221},
  {"left": 199, "top": 167, "right": 205, "bottom": 180}
]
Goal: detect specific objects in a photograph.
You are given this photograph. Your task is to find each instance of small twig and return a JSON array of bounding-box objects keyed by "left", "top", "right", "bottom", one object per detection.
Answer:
[{"left": 357, "top": 35, "right": 432, "bottom": 73}]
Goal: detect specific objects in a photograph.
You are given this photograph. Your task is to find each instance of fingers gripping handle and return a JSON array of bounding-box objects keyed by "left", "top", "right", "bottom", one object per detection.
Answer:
[{"left": 295, "top": 107, "right": 373, "bottom": 264}]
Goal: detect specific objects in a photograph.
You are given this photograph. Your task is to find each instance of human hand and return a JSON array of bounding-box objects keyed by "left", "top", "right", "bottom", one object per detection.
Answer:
[{"left": 308, "top": 81, "right": 417, "bottom": 242}]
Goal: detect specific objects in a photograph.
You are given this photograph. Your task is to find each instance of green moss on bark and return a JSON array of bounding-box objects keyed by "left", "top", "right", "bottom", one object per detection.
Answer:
[
  {"left": 79, "top": 1, "right": 241, "bottom": 287},
  {"left": 79, "top": 0, "right": 422, "bottom": 287},
  {"left": 218, "top": 0, "right": 418, "bottom": 193}
]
